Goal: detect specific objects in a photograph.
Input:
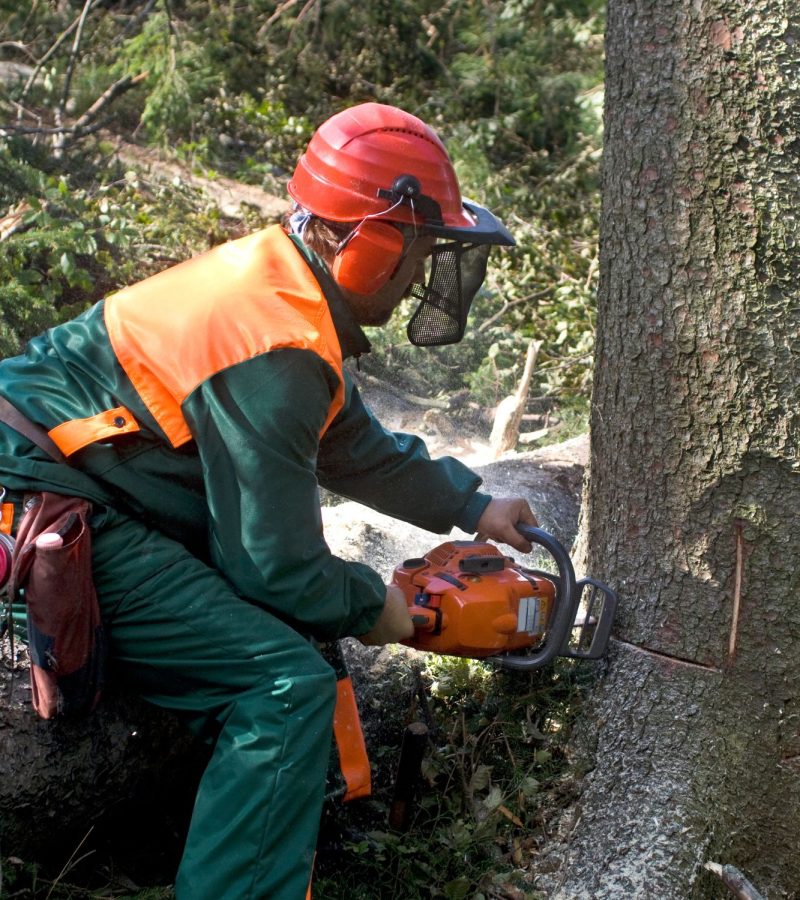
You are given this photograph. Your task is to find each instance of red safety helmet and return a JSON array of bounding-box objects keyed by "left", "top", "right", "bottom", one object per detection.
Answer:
[
  {"left": 289, "top": 102, "right": 469, "bottom": 228},
  {"left": 288, "top": 103, "right": 515, "bottom": 345}
]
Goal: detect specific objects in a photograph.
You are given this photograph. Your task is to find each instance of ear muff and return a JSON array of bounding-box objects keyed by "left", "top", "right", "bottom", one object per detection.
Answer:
[{"left": 332, "top": 221, "right": 405, "bottom": 295}]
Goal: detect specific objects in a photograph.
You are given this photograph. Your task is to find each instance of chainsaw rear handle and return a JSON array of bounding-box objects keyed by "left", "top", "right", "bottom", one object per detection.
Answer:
[
  {"left": 408, "top": 606, "right": 443, "bottom": 634},
  {"left": 494, "top": 525, "right": 580, "bottom": 672}
]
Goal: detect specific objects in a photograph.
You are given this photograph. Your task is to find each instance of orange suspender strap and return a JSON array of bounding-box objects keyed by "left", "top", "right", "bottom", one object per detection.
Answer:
[
  {"left": 0, "top": 503, "right": 13, "bottom": 535},
  {"left": 48, "top": 406, "right": 140, "bottom": 457},
  {"left": 332, "top": 676, "right": 372, "bottom": 802}
]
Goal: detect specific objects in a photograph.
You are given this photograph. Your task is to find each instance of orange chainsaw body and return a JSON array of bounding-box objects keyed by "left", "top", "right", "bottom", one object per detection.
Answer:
[{"left": 392, "top": 540, "right": 555, "bottom": 658}]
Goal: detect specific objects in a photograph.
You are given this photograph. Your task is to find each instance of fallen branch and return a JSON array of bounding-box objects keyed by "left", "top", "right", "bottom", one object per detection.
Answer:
[
  {"left": 489, "top": 339, "right": 542, "bottom": 458},
  {"left": 56, "top": 0, "right": 99, "bottom": 153},
  {"left": 1, "top": 123, "right": 78, "bottom": 136},
  {"left": 704, "top": 862, "right": 766, "bottom": 900},
  {"left": 519, "top": 427, "right": 549, "bottom": 445},
  {"left": 0, "top": 42, "right": 37, "bottom": 62},
  {"left": 70, "top": 72, "right": 148, "bottom": 138},
  {"left": 0, "top": 201, "right": 33, "bottom": 243},
  {"left": 20, "top": 17, "right": 81, "bottom": 104},
  {"left": 3, "top": 73, "right": 148, "bottom": 148},
  {"left": 257, "top": 0, "right": 303, "bottom": 35},
  {"left": 295, "top": 0, "right": 321, "bottom": 26}
]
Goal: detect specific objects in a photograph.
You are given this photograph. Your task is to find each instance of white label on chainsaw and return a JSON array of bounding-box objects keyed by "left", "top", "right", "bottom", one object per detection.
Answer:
[{"left": 518, "top": 597, "right": 541, "bottom": 634}]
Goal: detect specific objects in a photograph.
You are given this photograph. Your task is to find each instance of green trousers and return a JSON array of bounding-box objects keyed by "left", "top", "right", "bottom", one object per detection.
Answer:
[{"left": 91, "top": 506, "right": 337, "bottom": 900}]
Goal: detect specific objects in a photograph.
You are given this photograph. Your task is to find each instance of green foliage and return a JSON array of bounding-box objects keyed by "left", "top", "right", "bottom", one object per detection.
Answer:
[
  {"left": 109, "top": 10, "right": 223, "bottom": 145},
  {"left": 314, "top": 655, "right": 591, "bottom": 899},
  {"left": 0, "top": 145, "right": 119, "bottom": 355},
  {"left": 1, "top": 0, "right": 603, "bottom": 413},
  {"left": 0, "top": 139, "right": 255, "bottom": 357},
  {"left": 182, "top": 91, "right": 313, "bottom": 187}
]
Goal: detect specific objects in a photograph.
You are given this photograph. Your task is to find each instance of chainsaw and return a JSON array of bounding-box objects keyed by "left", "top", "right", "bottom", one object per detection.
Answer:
[{"left": 392, "top": 524, "right": 616, "bottom": 670}]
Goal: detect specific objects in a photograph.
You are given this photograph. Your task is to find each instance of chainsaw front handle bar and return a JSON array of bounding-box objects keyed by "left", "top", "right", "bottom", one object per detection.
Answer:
[
  {"left": 492, "top": 525, "right": 618, "bottom": 670},
  {"left": 492, "top": 525, "right": 579, "bottom": 671}
]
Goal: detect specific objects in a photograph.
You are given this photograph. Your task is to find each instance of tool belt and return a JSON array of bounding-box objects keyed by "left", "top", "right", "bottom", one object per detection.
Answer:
[{"left": 0, "top": 396, "right": 106, "bottom": 719}]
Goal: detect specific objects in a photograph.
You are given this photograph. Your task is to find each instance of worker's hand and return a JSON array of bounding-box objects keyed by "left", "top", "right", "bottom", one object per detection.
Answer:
[
  {"left": 474, "top": 497, "right": 538, "bottom": 553},
  {"left": 358, "top": 585, "right": 415, "bottom": 646}
]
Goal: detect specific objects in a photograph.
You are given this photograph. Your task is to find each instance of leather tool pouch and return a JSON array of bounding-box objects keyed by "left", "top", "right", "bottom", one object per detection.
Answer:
[{"left": 9, "top": 492, "right": 107, "bottom": 719}]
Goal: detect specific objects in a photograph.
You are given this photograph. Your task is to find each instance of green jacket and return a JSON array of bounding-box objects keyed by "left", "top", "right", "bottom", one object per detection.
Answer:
[{"left": 0, "top": 226, "right": 490, "bottom": 640}]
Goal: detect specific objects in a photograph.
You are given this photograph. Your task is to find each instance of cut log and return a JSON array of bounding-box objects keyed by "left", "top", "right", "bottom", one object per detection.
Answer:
[{"left": 0, "top": 649, "right": 208, "bottom": 880}]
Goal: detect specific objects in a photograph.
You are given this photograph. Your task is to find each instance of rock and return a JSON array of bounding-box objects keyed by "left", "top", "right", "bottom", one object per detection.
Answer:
[{"left": 0, "top": 62, "right": 34, "bottom": 86}]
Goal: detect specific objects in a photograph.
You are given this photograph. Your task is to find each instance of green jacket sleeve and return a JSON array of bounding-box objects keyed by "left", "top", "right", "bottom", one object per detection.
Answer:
[
  {"left": 317, "top": 373, "right": 491, "bottom": 534},
  {"left": 183, "top": 349, "right": 386, "bottom": 641}
]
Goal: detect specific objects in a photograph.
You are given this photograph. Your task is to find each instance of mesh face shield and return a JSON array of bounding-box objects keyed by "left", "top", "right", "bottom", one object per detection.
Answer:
[{"left": 406, "top": 242, "right": 492, "bottom": 347}]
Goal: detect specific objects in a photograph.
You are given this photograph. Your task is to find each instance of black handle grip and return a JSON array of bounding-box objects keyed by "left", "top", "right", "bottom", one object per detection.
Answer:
[{"left": 494, "top": 525, "right": 580, "bottom": 672}]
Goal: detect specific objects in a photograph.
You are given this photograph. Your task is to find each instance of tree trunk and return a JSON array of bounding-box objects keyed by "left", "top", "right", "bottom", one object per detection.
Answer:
[{"left": 549, "top": 1, "right": 800, "bottom": 897}]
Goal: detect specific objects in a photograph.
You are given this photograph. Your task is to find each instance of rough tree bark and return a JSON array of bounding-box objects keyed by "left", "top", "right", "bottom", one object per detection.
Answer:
[{"left": 545, "top": 1, "right": 800, "bottom": 897}]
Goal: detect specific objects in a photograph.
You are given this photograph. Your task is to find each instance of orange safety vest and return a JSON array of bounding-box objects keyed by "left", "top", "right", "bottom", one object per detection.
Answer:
[{"left": 49, "top": 225, "right": 346, "bottom": 457}]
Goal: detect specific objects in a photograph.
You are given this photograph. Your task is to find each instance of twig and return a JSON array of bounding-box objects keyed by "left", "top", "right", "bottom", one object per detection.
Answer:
[
  {"left": 0, "top": 41, "right": 37, "bottom": 61},
  {"left": 296, "top": 0, "right": 321, "bottom": 25},
  {"left": 58, "top": 0, "right": 97, "bottom": 123},
  {"left": 539, "top": 354, "right": 593, "bottom": 371},
  {"left": 20, "top": 17, "right": 81, "bottom": 104},
  {"left": 532, "top": 144, "right": 601, "bottom": 189},
  {"left": 7, "top": 97, "right": 43, "bottom": 125},
  {"left": 44, "top": 827, "right": 95, "bottom": 900},
  {"left": 115, "top": 0, "right": 159, "bottom": 44},
  {"left": 0, "top": 124, "right": 76, "bottom": 135},
  {"left": 584, "top": 251, "right": 598, "bottom": 291},
  {"left": 0, "top": 201, "right": 33, "bottom": 243},
  {"left": 257, "top": 0, "right": 303, "bottom": 36},
  {"left": 704, "top": 861, "right": 766, "bottom": 900},
  {"left": 478, "top": 287, "right": 553, "bottom": 333},
  {"left": 289, "top": 0, "right": 321, "bottom": 41},
  {"left": 501, "top": 728, "right": 517, "bottom": 769},
  {"left": 519, "top": 427, "right": 550, "bottom": 445},
  {"left": 70, "top": 72, "right": 148, "bottom": 137},
  {"left": 3, "top": 73, "right": 147, "bottom": 148}
]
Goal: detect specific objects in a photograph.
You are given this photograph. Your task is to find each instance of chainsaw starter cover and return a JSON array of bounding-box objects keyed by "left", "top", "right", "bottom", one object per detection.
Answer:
[{"left": 392, "top": 540, "right": 555, "bottom": 658}]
